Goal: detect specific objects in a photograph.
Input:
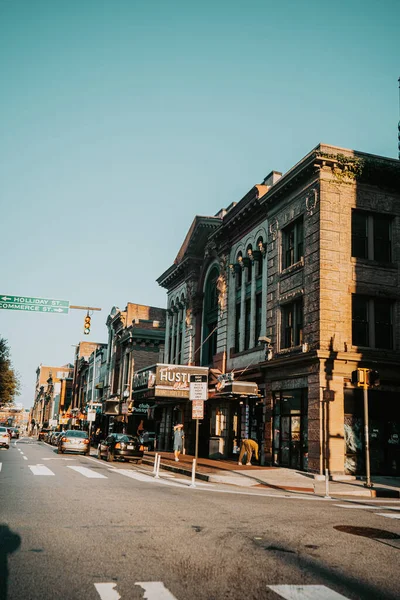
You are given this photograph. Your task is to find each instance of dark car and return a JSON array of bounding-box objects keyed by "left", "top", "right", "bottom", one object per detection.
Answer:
[
  {"left": 97, "top": 434, "right": 144, "bottom": 463},
  {"left": 38, "top": 428, "right": 51, "bottom": 441},
  {"left": 50, "top": 431, "right": 63, "bottom": 446}
]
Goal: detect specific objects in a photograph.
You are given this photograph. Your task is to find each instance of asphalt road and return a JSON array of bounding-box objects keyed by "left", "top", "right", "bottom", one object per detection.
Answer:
[{"left": 0, "top": 437, "right": 399, "bottom": 600}]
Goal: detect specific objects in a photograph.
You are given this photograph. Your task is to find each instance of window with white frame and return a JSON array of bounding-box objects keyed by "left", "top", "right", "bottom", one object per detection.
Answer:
[{"left": 282, "top": 218, "right": 304, "bottom": 270}]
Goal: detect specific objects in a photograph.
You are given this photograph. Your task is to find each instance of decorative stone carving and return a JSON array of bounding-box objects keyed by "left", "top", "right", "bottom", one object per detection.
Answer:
[
  {"left": 269, "top": 218, "right": 278, "bottom": 241},
  {"left": 306, "top": 188, "right": 318, "bottom": 216}
]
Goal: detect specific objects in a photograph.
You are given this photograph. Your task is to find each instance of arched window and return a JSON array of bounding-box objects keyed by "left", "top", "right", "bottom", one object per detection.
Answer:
[
  {"left": 202, "top": 266, "right": 219, "bottom": 366},
  {"left": 246, "top": 244, "right": 253, "bottom": 282},
  {"left": 236, "top": 252, "right": 243, "bottom": 289},
  {"left": 255, "top": 237, "right": 264, "bottom": 277}
]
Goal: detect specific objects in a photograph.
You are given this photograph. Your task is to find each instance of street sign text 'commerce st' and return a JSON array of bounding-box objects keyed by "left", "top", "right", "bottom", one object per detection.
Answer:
[{"left": 0, "top": 294, "right": 70, "bottom": 314}]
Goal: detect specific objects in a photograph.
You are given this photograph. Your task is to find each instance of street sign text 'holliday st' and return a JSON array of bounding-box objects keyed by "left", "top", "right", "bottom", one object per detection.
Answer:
[{"left": 0, "top": 294, "right": 70, "bottom": 314}]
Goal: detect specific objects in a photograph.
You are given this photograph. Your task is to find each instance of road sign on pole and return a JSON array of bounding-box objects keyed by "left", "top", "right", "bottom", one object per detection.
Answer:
[
  {"left": 0, "top": 294, "right": 69, "bottom": 314},
  {"left": 189, "top": 374, "right": 208, "bottom": 401},
  {"left": 192, "top": 400, "right": 204, "bottom": 420}
]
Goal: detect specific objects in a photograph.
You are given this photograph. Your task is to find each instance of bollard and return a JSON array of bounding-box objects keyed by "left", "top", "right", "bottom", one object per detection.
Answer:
[
  {"left": 153, "top": 453, "right": 159, "bottom": 474},
  {"left": 190, "top": 459, "right": 196, "bottom": 488},
  {"left": 324, "top": 468, "right": 331, "bottom": 499},
  {"left": 154, "top": 454, "right": 161, "bottom": 479}
]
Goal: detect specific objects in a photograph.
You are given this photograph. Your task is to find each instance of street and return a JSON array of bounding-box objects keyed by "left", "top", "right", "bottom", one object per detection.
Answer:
[{"left": 0, "top": 438, "right": 399, "bottom": 600}]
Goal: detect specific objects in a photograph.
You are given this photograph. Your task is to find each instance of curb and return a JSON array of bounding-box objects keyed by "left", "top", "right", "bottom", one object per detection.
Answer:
[{"left": 142, "top": 458, "right": 210, "bottom": 482}]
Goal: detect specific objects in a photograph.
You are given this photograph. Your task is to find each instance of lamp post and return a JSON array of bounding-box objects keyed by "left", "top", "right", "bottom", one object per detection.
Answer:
[{"left": 88, "top": 349, "right": 97, "bottom": 441}]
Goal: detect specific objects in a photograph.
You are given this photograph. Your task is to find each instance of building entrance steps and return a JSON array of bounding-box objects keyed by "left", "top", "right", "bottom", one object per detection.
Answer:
[{"left": 142, "top": 451, "right": 400, "bottom": 498}]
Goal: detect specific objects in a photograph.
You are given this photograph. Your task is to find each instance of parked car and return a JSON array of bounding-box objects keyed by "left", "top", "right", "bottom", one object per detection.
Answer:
[
  {"left": 58, "top": 430, "right": 90, "bottom": 455},
  {"left": 0, "top": 426, "right": 10, "bottom": 449},
  {"left": 97, "top": 433, "right": 144, "bottom": 463},
  {"left": 50, "top": 431, "right": 63, "bottom": 446},
  {"left": 44, "top": 430, "right": 54, "bottom": 443},
  {"left": 38, "top": 428, "right": 51, "bottom": 441},
  {"left": 10, "top": 428, "right": 19, "bottom": 439}
]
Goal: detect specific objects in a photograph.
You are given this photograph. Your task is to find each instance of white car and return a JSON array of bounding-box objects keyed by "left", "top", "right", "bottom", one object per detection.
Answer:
[{"left": 0, "top": 426, "right": 10, "bottom": 449}]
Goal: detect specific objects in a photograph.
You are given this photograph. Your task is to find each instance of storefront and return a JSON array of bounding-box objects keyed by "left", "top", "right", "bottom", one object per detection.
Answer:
[
  {"left": 208, "top": 381, "right": 262, "bottom": 460},
  {"left": 272, "top": 389, "right": 308, "bottom": 471},
  {"left": 132, "top": 363, "right": 209, "bottom": 452}
]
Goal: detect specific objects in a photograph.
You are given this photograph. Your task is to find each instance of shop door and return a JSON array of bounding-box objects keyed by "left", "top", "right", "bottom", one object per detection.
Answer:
[{"left": 279, "top": 416, "right": 301, "bottom": 469}]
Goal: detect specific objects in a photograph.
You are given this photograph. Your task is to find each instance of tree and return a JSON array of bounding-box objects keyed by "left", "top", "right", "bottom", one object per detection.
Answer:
[{"left": 0, "top": 337, "right": 20, "bottom": 408}]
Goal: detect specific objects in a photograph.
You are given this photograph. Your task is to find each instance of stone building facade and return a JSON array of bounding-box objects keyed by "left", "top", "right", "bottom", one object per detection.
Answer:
[{"left": 158, "top": 143, "right": 400, "bottom": 475}]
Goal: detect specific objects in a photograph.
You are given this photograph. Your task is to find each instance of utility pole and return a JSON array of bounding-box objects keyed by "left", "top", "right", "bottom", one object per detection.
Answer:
[
  {"left": 352, "top": 368, "right": 379, "bottom": 488},
  {"left": 88, "top": 349, "right": 97, "bottom": 441}
]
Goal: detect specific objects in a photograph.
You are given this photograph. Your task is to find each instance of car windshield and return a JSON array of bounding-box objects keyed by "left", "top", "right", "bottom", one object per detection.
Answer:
[
  {"left": 65, "top": 430, "right": 88, "bottom": 438},
  {"left": 114, "top": 434, "right": 137, "bottom": 443}
]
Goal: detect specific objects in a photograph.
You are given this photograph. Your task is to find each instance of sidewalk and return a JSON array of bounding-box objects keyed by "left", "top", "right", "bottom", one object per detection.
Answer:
[{"left": 143, "top": 451, "right": 400, "bottom": 498}]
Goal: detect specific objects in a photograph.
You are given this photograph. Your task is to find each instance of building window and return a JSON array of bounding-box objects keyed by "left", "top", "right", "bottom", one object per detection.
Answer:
[
  {"left": 282, "top": 218, "right": 304, "bottom": 270},
  {"left": 352, "top": 295, "right": 393, "bottom": 349},
  {"left": 202, "top": 266, "right": 219, "bottom": 366},
  {"left": 255, "top": 293, "right": 262, "bottom": 345},
  {"left": 234, "top": 303, "right": 241, "bottom": 353},
  {"left": 246, "top": 245, "right": 253, "bottom": 282},
  {"left": 244, "top": 298, "right": 251, "bottom": 350},
  {"left": 281, "top": 298, "right": 303, "bottom": 349},
  {"left": 352, "top": 210, "right": 392, "bottom": 263},
  {"left": 236, "top": 252, "right": 243, "bottom": 288}
]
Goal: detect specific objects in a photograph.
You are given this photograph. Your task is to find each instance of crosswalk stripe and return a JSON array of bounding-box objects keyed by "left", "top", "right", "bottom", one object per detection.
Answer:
[
  {"left": 67, "top": 466, "right": 107, "bottom": 479},
  {"left": 29, "top": 465, "right": 55, "bottom": 476},
  {"left": 135, "top": 582, "right": 178, "bottom": 599},
  {"left": 117, "top": 470, "right": 155, "bottom": 482},
  {"left": 334, "top": 504, "right": 376, "bottom": 509},
  {"left": 268, "top": 585, "right": 350, "bottom": 599},
  {"left": 94, "top": 582, "right": 121, "bottom": 600},
  {"left": 376, "top": 513, "right": 400, "bottom": 519}
]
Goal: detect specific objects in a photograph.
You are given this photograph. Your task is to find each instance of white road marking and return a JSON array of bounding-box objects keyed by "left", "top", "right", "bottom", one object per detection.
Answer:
[
  {"left": 0, "top": 463, "right": 2, "bottom": 472},
  {"left": 376, "top": 513, "right": 400, "bottom": 519},
  {"left": 268, "top": 585, "right": 350, "bottom": 599},
  {"left": 23, "top": 456, "right": 28, "bottom": 460},
  {"left": 94, "top": 582, "right": 121, "bottom": 600},
  {"left": 28, "top": 465, "right": 55, "bottom": 476},
  {"left": 67, "top": 466, "right": 108, "bottom": 479},
  {"left": 42, "top": 457, "right": 75, "bottom": 461},
  {"left": 20, "top": 452, "right": 24, "bottom": 455},
  {"left": 116, "top": 469, "right": 184, "bottom": 488},
  {"left": 84, "top": 456, "right": 102, "bottom": 465},
  {"left": 135, "top": 582, "right": 179, "bottom": 599},
  {"left": 334, "top": 504, "right": 376, "bottom": 509}
]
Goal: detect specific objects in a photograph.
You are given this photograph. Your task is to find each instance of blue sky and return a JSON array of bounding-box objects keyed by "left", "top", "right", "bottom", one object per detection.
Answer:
[{"left": 1, "top": 0, "right": 399, "bottom": 408}]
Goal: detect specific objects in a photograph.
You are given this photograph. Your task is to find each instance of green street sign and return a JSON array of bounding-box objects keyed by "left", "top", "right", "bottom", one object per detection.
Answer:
[{"left": 0, "top": 294, "right": 69, "bottom": 314}]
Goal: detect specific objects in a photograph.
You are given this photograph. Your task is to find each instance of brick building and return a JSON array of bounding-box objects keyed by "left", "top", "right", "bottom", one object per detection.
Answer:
[
  {"left": 104, "top": 303, "right": 166, "bottom": 436},
  {"left": 32, "top": 364, "right": 74, "bottom": 428}
]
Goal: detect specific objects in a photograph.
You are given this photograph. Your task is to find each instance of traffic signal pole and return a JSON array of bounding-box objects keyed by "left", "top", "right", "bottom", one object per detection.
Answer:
[{"left": 363, "top": 380, "right": 373, "bottom": 488}]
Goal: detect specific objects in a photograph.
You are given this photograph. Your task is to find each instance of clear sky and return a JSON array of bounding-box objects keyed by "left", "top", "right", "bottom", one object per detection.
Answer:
[{"left": 1, "top": 0, "right": 399, "bottom": 408}]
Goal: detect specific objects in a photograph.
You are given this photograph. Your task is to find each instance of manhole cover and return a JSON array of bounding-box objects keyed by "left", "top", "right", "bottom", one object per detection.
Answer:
[{"left": 334, "top": 525, "right": 400, "bottom": 540}]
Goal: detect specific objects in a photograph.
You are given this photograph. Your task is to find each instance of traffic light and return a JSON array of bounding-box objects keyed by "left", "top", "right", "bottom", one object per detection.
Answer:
[
  {"left": 367, "top": 370, "right": 380, "bottom": 387},
  {"left": 351, "top": 368, "right": 380, "bottom": 387},
  {"left": 83, "top": 314, "right": 91, "bottom": 335}
]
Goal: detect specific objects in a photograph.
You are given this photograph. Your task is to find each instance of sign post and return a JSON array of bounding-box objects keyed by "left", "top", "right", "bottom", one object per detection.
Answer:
[{"left": 189, "top": 375, "right": 208, "bottom": 485}]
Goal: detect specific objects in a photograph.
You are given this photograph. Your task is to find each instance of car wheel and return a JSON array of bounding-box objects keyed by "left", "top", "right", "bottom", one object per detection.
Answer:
[{"left": 107, "top": 450, "right": 114, "bottom": 463}]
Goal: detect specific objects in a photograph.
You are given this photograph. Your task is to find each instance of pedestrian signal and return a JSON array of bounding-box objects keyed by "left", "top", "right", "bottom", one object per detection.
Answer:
[
  {"left": 368, "top": 370, "right": 380, "bottom": 387},
  {"left": 84, "top": 314, "right": 91, "bottom": 335}
]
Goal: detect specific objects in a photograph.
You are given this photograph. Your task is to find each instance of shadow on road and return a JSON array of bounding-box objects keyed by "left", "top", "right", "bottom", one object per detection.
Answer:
[{"left": 0, "top": 524, "right": 21, "bottom": 600}]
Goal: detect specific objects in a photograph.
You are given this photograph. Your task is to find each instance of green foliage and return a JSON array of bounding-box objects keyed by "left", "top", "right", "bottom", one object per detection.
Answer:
[{"left": 0, "top": 337, "right": 20, "bottom": 408}]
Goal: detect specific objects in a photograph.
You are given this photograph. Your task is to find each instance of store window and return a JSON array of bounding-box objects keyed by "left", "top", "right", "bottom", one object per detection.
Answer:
[
  {"left": 352, "top": 210, "right": 392, "bottom": 263},
  {"left": 282, "top": 218, "right": 304, "bottom": 270},
  {"left": 352, "top": 295, "right": 393, "bottom": 349}
]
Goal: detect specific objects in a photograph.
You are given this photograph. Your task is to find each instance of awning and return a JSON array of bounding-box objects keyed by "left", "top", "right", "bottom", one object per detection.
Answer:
[{"left": 212, "top": 381, "right": 259, "bottom": 398}]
